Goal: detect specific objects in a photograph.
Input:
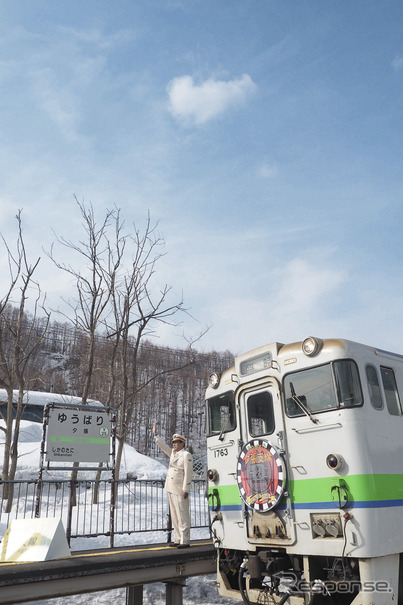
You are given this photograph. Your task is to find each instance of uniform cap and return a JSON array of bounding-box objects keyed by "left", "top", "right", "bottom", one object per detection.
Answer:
[{"left": 172, "top": 433, "right": 186, "bottom": 443}]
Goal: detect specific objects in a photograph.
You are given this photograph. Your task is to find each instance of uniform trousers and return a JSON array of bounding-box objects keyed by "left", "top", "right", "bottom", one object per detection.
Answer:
[{"left": 168, "top": 491, "right": 190, "bottom": 545}]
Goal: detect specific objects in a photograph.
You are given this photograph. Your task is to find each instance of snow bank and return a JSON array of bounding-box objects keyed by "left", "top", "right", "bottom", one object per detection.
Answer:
[{"left": 0, "top": 420, "right": 167, "bottom": 480}]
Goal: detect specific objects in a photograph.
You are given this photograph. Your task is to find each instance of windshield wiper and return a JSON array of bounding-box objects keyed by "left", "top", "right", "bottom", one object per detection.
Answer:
[
  {"left": 218, "top": 425, "right": 225, "bottom": 441},
  {"left": 290, "top": 382, "right": 319, "bottom": 424}
]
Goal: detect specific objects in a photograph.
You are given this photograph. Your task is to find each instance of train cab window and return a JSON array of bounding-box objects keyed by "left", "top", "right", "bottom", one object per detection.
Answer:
[
  {"left": 366, "top": 365, "right": 383, "bottom": 409},
  {"left": 334, "top": 361, "right": 362, "bottom": 408},
  {"left": 207, "top": 391, "right": 236, "bottom": 436},
  {"left": 247, "top": 392, "right": 275, "bottom": 437},
  {"left": 284, "top": 360, "right": 362, "bottom": 418},
  {"left": 380, "top": 367, "right": 402, "bottom": 416}
]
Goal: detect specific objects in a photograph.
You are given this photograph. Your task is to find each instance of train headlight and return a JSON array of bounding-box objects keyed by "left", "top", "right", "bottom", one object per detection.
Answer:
[
  {"left": 208, "top": 372, "right": 221, "bottom": 389},
  {"left": 302, "top": 337, "right": 322, "bottom": 357},
  {"left": 326, "top": 453, "right": 344, "bottom": 471},
  {"left": 207, "top": 469, "right": 219, "bottom": 482}
]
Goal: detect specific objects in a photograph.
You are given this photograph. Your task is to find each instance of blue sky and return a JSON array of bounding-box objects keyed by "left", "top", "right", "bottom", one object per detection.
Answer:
[{"left": 1, "top": 0, "right": 403, "bottom": 355}]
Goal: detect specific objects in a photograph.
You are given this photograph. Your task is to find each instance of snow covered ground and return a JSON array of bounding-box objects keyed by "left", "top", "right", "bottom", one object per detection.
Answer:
[{"left": 1, "top": 420, "right": 235, "bottom": 605}]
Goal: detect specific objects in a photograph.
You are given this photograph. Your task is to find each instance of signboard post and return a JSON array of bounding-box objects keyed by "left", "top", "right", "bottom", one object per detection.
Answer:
[{"left": 36, "top": 402, "right": 117, "bottom": 547}]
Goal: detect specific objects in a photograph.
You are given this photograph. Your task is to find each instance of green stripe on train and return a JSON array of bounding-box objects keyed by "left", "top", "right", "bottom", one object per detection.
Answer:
[
  {"left": 290, "top": 474, "right": 403, "bottom": 503},
  {"left": 208, "top": 475, "right": 403, "bottom": 506}
]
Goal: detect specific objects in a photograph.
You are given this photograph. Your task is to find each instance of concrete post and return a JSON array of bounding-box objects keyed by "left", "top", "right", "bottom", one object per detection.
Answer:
[
  {"left": 166, "top": 579, "right": 187, "bottom": 605},
  {"left": 126, "top": 585, "right": 143, "bottom": 605}
]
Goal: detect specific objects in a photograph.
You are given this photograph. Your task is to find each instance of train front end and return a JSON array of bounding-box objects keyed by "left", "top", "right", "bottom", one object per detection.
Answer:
[{"left": 205, "top": 337, "right": 403, "bottom": 605}]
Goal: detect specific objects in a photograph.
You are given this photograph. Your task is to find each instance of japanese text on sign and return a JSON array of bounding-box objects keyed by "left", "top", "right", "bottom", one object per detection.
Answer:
[{"left": 46, "top": 407, "right": 112, "bottom": 463}]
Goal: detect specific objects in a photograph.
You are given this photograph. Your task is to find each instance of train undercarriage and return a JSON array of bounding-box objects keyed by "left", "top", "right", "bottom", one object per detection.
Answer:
[{"left": 217, "top": 548, "right": 403, "bottom": 605}]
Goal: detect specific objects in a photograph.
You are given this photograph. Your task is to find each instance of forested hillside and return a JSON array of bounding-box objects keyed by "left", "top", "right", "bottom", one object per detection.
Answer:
[{"left": 1, "top": 307, "right": 234, "bottom": 457}]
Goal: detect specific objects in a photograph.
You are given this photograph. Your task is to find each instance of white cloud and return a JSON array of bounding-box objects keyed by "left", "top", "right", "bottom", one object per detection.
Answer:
[
  {"left": 272, "top": 257, "right": 346, "bottom": 316},
  {"left": 392, "top": 55, "right": 403, "bottom": 71},
  {"left": 59, "top": 26, "right": 135, "bottom": 50},
  {"left": 31, "top": 69, "right": 81, "bottom": 143},
  {"left": 257, "top": 159, "right": 278, "bottom": 179},
  {"left": 202, "top": 255, "right": 348, "bottom": 354},
  {"left": 167, "top": 74, "right": 257, "bottom": 126}
]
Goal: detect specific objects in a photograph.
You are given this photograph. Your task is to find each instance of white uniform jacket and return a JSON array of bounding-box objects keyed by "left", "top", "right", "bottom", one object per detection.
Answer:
[{"left": 155, "top": 437, "right": 193, "bottom": 496}]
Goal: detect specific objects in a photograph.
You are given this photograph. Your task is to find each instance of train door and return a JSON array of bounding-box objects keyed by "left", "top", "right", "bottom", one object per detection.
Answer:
[
  {"left": 206, "top": 388, "right": 248, "bottom": 551},
  {"left": 237, "top": 379, "right": 296, "bottom": 545}
]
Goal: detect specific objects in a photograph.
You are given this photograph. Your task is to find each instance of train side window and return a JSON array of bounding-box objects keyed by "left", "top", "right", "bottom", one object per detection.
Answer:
[
  {"left": 247, "top": 391, "right": 275, "bottom": 437},
  {"left": 366, "top": 365, "right": 383, "bottom": 409},
  {"left": 380, "top": 367, "right": 402, "bottom": 416},
  {"left": 207, "top": 391, "right": 236, "bottom": 436},
  {"left": 333, "top": 360, "right": 362, "bottom": 408}
]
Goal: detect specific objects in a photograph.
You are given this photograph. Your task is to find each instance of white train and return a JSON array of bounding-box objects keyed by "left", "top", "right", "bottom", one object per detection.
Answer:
[{"left": 205, "top": 337, "right": 403, "bottom": 605}]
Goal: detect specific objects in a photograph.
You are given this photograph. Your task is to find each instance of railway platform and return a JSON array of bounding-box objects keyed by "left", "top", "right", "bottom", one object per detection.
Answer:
[{"left": 0, "top": 539, "right": 216, "bottom": 605}]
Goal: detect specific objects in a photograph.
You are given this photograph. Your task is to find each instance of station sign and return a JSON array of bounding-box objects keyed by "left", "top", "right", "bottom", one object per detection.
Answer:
[{"left": 46, "top": 406, "right": 112, "bottom": 463}]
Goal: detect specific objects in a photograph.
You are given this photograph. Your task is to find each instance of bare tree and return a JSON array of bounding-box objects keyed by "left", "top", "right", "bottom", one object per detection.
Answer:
[
  {"left": 0, "top": 211, "right": 50, "bottom": 502},
  {"left": 104, "top": 213, "right": 197, "bottom": 475},
  {"left": 48, "top": 198, "right": 123, "bottom": 404},
  {"left": 47, "top": 198, "right": 126, "bottom": 495},
  {"left": 49, "top": 200, "right": 209, "bottom": 480}
]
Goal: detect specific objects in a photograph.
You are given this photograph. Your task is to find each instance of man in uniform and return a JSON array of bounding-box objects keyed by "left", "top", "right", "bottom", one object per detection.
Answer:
[{"left": 152, "top": 423, "right": 193, "bottom": 548}]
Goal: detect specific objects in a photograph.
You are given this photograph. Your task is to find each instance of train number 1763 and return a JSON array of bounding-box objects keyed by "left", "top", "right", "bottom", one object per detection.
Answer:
[{"left": 214, "top": 448, "right": 229, "bottom": 458}]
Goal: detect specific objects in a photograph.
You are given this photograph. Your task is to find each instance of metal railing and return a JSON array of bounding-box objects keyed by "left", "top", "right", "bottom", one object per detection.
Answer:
[{"left": 0, "top": 478, "right": 209, "bottom": 547}]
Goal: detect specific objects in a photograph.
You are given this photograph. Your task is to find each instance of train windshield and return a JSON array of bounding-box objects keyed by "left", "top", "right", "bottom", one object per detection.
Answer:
[
  {"left": 207, "top": 391, "right": 236, "bottom": 436},
  {"left": 284, "top": 360, "right": 362, "bottom": 418}
]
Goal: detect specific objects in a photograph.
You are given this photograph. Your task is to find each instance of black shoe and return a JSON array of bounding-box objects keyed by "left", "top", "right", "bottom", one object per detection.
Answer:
[
  {"left": 168, "top": 542, "right": 179, "bottom": 547},
  {"left": 177, "top": 543, "right": 190, "bottom": 549}
]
